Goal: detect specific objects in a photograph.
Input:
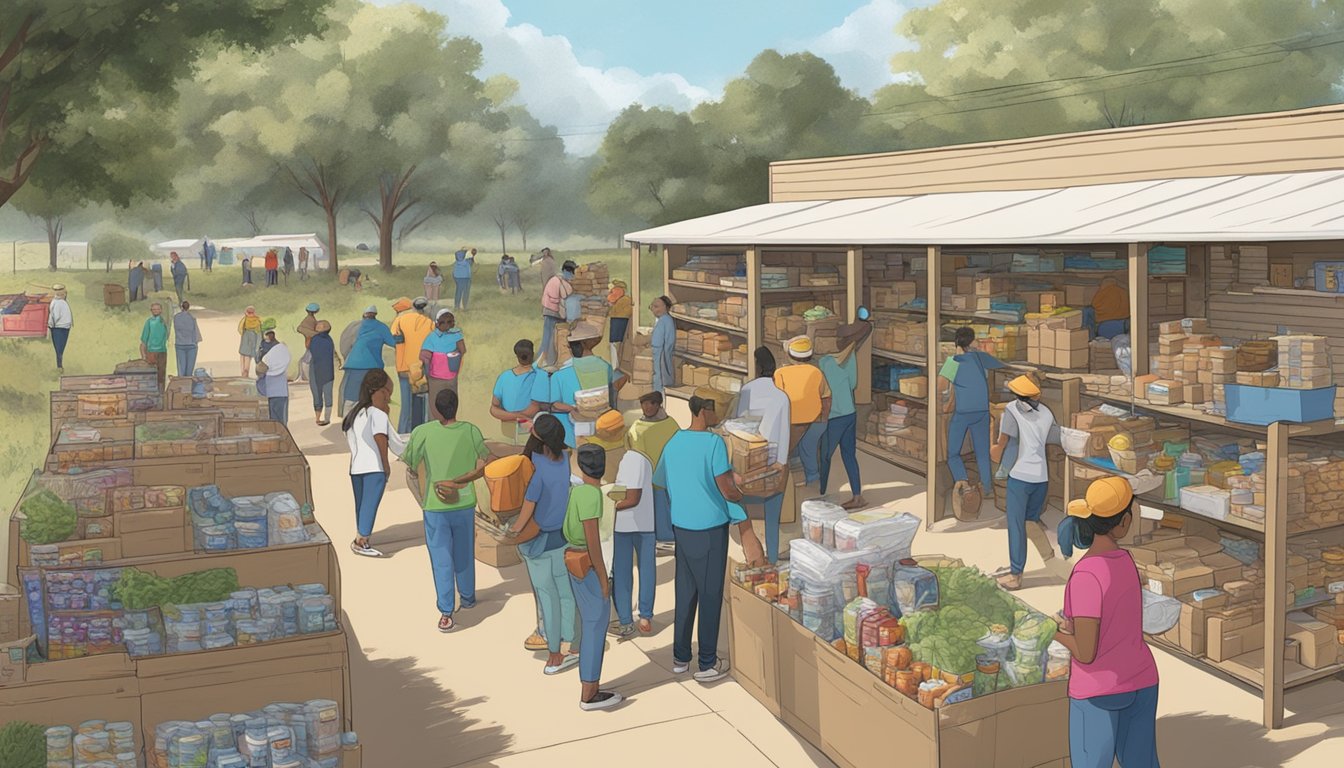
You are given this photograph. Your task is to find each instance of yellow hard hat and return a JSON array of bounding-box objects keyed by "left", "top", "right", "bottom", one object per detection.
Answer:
[
  {"left": 1067, "top": 476, "right": 1134, "bottom": 519},
  {"left": 1006, "top": 375, "right": 1041, "bottom": 398}
]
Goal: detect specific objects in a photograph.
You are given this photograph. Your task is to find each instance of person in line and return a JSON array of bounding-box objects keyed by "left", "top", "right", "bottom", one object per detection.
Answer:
[
  {"left": 423, "top": 261, "right": 443, "bottom": 305},
  {"left": 607, "top": 280, "right": 632, "bottom": 364},
  {"left": 295, "top": 303, "right": 321, "bottom": 384},
  {"left": 774, "top": 336, "right": 831, "bottom": 491},
  {"left": 169, "top": 252, "right": 189, "bottom": 304},
  {"left": 256, "top": 332, "right": 292, "bottom": 423},
  {"left": 939, "top": 326, "right": 1007, "bottom": 512},
  {"left": 627, "top": 391, "right": 680, "bottom": 557},
  {"left": 989, "top": 375, "right": 1060, "bottom": 590},
  {"left": 548, "top": 322, "right": 627, "bottom": 449},
  {"left": 419, "top": 309, "right": 466, "bottom": 421},
  {"left": 735, "top": 347, "right": 792, "bottom": 562},
  {"left": 139, "top": 302, "right": 171, "bottom": 391},
  {"left": 403, "top": 388, "right": 489, "bottom": 632},
  {"left": 539, "top": 260, "right": 576, "bottom": 368},
  {"left": 536, "top": 247, "right": 557, "bottom": 288},
  {"left": 298, "top": 246, "right": 309, "bottom": 281},
  {"left": 391, "top": 297, "right": 435, "bottom": 433},
  {"left": 452, "top": 247, "right": 475, "bottom": 311},
  {"left": 172, "top": 301, "right": 203, "bottom": 378},
  {"left": 818, "top": 319, "right": 873, "bottom": 510},
  {"left": 1054, "top": 477, "right": 1161, "bottom": 768},
  {"left": 507, "top": 414, "right": 579, "bottom": 673},
  {"left": 256, "top": 326, "right": 278, "bottom": 364},
  {"left": 47, "top": 283, "right": 72, "bottom": 371},
  {"left": 504, "top": 255, "right": 522, "bottom": 293},
  {"left": 565, "top": 444, "right": 623, "bottom": 710},
  {"left": 1091, "top": 277, "right": 1131, "bottom": 340},
  {"left": 490, "top": 340, "right": 546, "bottom": 445},
  {"left": 309, "top": 320, "right": 337, "bottom": 426},
  {"left": 282, "top": 246, "right": 295, "bottom": 285},
  {"left": 655, "top": 388, "right": 767, "bottom": 681},
  {"left": 240, "top": 257, "right": 254, "bottom": 288},
  {"left": 609, "top": 416, "right": 658, "bottom": 639},
  {"left": 202, "top": 237, "right": 216, "bottom": 273},
  {"left": 128, "top": 260, "right": 146, "bottom": 302},
  {"left": 342, "top": 305, "right": 396, "bottom": 410},
  {"left": 238, "top": 306, "right": 262, "bottom": 377},
  {"left": 264, "top": 248, "right": 279, "bottom": 287},
  {"left": 649, "top": 295, "right": 676, "bottom": 395},
  {"left": 342, "top": 370, "right": 406, "bottom": 558}
]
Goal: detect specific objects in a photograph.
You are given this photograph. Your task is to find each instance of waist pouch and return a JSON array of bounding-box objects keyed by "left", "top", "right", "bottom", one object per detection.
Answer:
[{"left": 564, "top": 548, "right": 593, "bottom": 580}]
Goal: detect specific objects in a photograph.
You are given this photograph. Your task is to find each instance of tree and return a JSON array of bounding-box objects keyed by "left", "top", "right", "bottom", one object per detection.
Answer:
[
  {"left": 879, "top": 0, "right": 1344, "bottom": 146},
  {"left": 587, "top": 106, "right": 708, "bottom": 228},
  {"left": 0, "top": 0, "right": 327, "bottom": 211},
  {"left": 491, "top": 208, "right": 510, "bottom": 253},
  {"left": 514, "top": 210, "right": 535, "bottom": 252}
]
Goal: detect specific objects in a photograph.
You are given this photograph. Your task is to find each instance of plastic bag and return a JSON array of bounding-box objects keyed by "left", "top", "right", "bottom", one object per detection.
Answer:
[
  {"left": 1141, "top": 589, "right": 1181, "bottom": 634},
  {"left": 1111, "top": 334, "right": 1133, "bottom": 377},
  {"left": 833, "top": 511, "right": 920, "bottom": 556}
]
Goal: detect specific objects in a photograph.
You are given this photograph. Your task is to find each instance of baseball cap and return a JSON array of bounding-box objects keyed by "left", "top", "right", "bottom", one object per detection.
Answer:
[
  {"left": 363, "top": 305, "right": 378, "bottom": 315},
  {"left": 412, "top": 297, "right": 429, "bottom": 309},
  {"left": 392, "top": 297, "right": 413, "bottom": 312},
  {"left": 305, "top": 302, "right": 320, "bottom": 312},
  {"left": 787, "top": 335, "right": 814, "bottom": 360},
  {"left": 1067, "top": 476, "right": 1134, "bottom": 519},
  {"left": 1007, "top": 375, "right": 1042, "bottom": 398}
]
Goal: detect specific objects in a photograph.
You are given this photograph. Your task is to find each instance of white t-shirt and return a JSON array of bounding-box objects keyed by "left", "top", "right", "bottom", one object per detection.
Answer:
[
  {"left": 346, "top": 407, "right": 406, "bottom": 475},
  {"left": 48, "top": 298, "right": 73, "bottom": 329},
  {"left": 735, "top": 377, "right": 792, "bottom": 463},
  {"left": 261, "top": 342, "right": 292, "bottom": 398},
  {"left": 999, "top": 400, "right": 1060, "bottom": 484},
  {"left": 613, "top": 451, "right": 655, "bottom": 533}
]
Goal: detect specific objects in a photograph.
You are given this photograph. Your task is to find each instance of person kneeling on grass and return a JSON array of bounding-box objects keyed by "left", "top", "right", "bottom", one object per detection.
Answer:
[
  {"left": 402, "top": 388, "right": 490, "bottom": 632},
  {"left": 565, "top": 445, "right": 623, "bottom": 711}
]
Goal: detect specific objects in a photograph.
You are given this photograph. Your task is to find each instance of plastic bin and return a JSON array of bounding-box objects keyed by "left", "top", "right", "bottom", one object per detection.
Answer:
[{"left": 1313, "top": 261, "right": 1344, "bottom": 293}]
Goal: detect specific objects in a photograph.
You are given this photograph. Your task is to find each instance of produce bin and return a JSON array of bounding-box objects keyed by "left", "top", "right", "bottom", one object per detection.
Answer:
[
  {"left": 774, "top": 608, "right": 824, "bottom": 745},
  {"left": 727, "top": 577, "right": 780, "bottom": 716}
]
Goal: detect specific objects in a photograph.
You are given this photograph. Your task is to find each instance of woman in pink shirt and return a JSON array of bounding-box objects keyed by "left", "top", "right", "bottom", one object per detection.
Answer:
[{"left": 1054, "top": 476, "right": 1161, "bottom": 768}]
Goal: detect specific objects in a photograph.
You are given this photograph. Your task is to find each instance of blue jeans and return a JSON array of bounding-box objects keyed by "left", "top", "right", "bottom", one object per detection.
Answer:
[
  {"left": 175, "top": 345, "right": 198, "bottom": 378},
  {"left": 795, "top": 420, "right": 828, "bottom": 485},
  {"left": 1006, "top": 477, "right": 1049, "bottom": 575},
  {"left": 424, "top": 508, "right": 476, "bottom": 616},
  {"left": 268, "top": 397, "right": 288, "bottom": 424},
  {"left": 454, "top": 277, "right": 471, "bottom": 310},
  {"left": 673, "top": 524, "right": 729, "bottom": 671},
  {"left": 653, "top": 487, "right": 673, "bottom": 543},
  {"left": 742, "top": 494, "right": 784, "bottom": 563},
  {"left": 50, "top": 326, "right": 70, "bottom": 368},
  {"left": 947, "top": 410, "right": 993, "bottom": 491},
  {"left": 397, "top": 373, "right": 419, "bottom": 434},
  {"left": 540, "top": 314, "right": 561, "bottom": 366},
  {"left": 1069, "top": 685, "right": 1161, "bottom": 768},
  {"left": 351, "top": 472, "right": 388, "bottom": 538},
  {"left": 521, "top": 532, "right": 575, "bottom": 654},
  {"left": 612, "top": 531, "right": 655, "bottom": 625},
  {"left": 311, "top": 379, "right": 334, "bottom": 415},
  {"left": 570, "top": 566, "right": 611, "bottom": 683},
  {"left": 819, "top": 412, "right": 861, "bottom": 496}
]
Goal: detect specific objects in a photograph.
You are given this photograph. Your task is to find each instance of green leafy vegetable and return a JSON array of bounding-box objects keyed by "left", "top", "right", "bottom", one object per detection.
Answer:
[
  {"left": 19, "top": 489, "right": 77, "bottom": 544},
  {"left": 900, "top": 567, "right": 1037, "bottom": 675},
  {"left": 111, "top": 567, "right": 240, "bottom": 610},
  {"left": 0, "top": 721, "right": 46, "bottom": 768}
]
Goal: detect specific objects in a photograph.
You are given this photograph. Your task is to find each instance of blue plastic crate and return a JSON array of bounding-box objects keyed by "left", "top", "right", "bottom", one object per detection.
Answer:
[
  {"left": 1224, "top": 384, "right": 1336, "bottom": 426},
  {"left": 1312, "top": 261, "right": 1344, "bottom": 293},
  {"left": 877, "top": 364, "right": 922, "bottom": 390}
]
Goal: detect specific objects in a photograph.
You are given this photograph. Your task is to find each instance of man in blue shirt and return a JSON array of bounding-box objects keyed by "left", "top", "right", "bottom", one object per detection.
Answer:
[
  {"left": 490, "top": 339, "right": 548, "bottom": 444},
  {"left": 654, "top": 387, "right": 766, "bottom": 683},
  {"left": 548, "top": 322, "right": 627, "bottom": 448},
  {"left": 452, "top": 246, "right": 476, "bottom": 311},
  {"left": 938, "top": 326, "right": 1007, "bottom": 508},
  {"left": 342, "top": 305, "right": 396, "bottom": 408}
]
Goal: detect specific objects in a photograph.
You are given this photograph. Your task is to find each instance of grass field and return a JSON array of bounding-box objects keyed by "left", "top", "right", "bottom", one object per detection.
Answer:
[{"left": 0, "top": 247, "right": 660, "bottom": 573}]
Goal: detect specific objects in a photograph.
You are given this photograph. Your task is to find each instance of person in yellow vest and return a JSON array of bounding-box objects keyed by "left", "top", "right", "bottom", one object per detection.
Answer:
[
  {"left": 773, "top": 335, "right": 831, "bottom": 489},
  {"left": 627, "top": 391, "right": 680, "bottom": 556},
  {"left": 390, "top": 297, "right": 435, "bottom": 433}
]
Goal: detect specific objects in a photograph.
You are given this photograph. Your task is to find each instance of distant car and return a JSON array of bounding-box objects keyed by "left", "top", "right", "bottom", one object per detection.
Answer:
[{"left": 356, "top": 243, "right": 370, "bottom": 251}]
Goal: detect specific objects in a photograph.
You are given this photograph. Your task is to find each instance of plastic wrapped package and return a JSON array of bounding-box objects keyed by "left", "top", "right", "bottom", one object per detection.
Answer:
[
  {"left": 800, "top": 500, "right": 848, "bottom": 548},
  {"left": 1141, "top": 589, "right": 1181, "bottom": 634},
  {"left": 1045, "top": 641, "right": 1071, "bottom": 681},
  {"left": 891, "top": 563, "right": 939, "bottom": 616},
  {"left": 833, "top": 511, "right": 920, "bottom": 556}
]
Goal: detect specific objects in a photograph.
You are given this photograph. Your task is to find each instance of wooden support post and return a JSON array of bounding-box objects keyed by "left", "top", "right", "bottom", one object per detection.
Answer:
[
  {"left": 1060, "top": 377, "right": 1081, "bottom": 506},
  {"left": 1263, "top": 421, "right": 1289, "bottom": 729},
  {"left": 1129, "top": 243, "right": 1150, "bottom": 377},
  {"left": 629, "top": 242, "right": 642, "bottom": 329},
  {"left": 849, "top": 246, "right": 872, "bottom": 406},
  {"left": 926, "top": 246, "right": 943, "bottom": 529},
  {"left": 746, "top": 246, "right": 760, "bottom": 380}
]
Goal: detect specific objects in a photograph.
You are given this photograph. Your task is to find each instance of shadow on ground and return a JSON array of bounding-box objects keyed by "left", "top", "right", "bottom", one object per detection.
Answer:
[{"left": 1155, "top": 711, "right": 1338, "bottom": 767}]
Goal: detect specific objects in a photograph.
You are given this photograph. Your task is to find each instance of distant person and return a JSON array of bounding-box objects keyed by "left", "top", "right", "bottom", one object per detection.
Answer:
[
  {"left": 626, "top": 391, "right": 680, "bottom": 556},
  {"left": 497, "top": 256, "right": 509, "bottom": 293},
  {"left": 256, "top": 328, "right": 278, "bottom": 364},
  {"left": 419, "top": 309, "right": 465, "bottom": 421},
  {"left": 536, "top": 247, "right": 557, "bottom": 288},
  {"left": 735, "top": 347, "right": 791, "bottom": 562},
  {"left": 423, "top": 262, "right": 443, "bottom": 305},
  {"left": 607, "top": 280, "right": 631, "bottom": 363},
  {"left": 403, "top": 388, "right": 489, "bottom": 632},
  {"left": 283, "top": 246, "right": 295, "bottom": 285},
  {"left": 1091, "top": 277, "right": 1130, "bottom": 340},
  {"left": 452, "top": 247, "right": 475, "bottom": 311},
  {"left": 342, "top": 305, "right": 396, "bottom": 409},
  {"left": 649, "top": 296, "right": 676, "bottom": 394},
  {"left": 939, "top": 326, "right": 1006, "bottom": 513},
  {"left": 390, "top": 297, "right": 435, "bottom": 433},
  {"left": 539, "top": 260, "right": 576, "bottom": 368},
  {"left": 504, "top": 255, "right": 522, "bottom": 293},
  {"left": 238, "top": 306, "right": 262, "bottom": 377},
  {"left": 173, "top": 301, "right": 203, "bottom": 378},
  {"left": 567, "top": 444, "right": 623, "bottom": 711},
  {"left": 342, "top": 369, "right": 406, "bottom": 558},
  {"left": 128, "top": 260, "right": 146, "bottom": 302},
  {"left": 309, "top": 320, "right": 337, "bottom": 426},
  {"left": 256, "top": 332, "right": 292, "bottom": 423},
  {"left": 548, "top": 322, "right": 626, "bottom": 449},
  {"left": 169, "top": 252, "right": 188, "bottom": 304},
  {"left": 47, "top": 283, "right": 72, "bottom": 372},
  {"left": 139, "top": 302, "right": 170, "bottom": 391},
  {"left": 264, "top": 249, "right": 279, "bottom": 287},
  {"left": 295, "top": 302, "right": 321, "bottom": 384},
  {"left": 240, "top": 257, "right": 254, "bottom": 287},
  {"left": 202, "top": 237, "right": 215, "bottom": 272},
  {"left": 298, "top": 247, "right": 310, "bottom": 281}
]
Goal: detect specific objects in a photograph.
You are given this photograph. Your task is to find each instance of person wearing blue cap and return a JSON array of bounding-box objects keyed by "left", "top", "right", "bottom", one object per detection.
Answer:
[{"left": 295, "top": 302, "right": 321, "bottom": 384}]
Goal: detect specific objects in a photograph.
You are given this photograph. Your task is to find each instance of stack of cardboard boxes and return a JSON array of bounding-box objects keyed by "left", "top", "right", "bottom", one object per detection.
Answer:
[
  {"left": 872, "top": 322, "right": 927, "bottom": 357},
  {"left": 871, "top": 281, "right": 917, "bottom": 311},
  {"left": 763, "top": 307, "right": 807, "bottom": 349},
  {"left": 1026, "top": 310, "right": 1087, "bottom": 369},
  {"left": 671, "top": 254, "right": 742, "bottom": 284},
  {"left": 1149, "top": 318, "right": 1220, "bottom": 406},
  {"left": 1273, "top": 335, "right": 1333, "bottom": 390},
  {"left": 717, "top": 296, "right": 748, "bottom": 330},
  {"left": 570, "top": 262, "right": 610, "bottom": 296},
  {"left": 865, "top": 397, "right": 928, "bottom": 462}
]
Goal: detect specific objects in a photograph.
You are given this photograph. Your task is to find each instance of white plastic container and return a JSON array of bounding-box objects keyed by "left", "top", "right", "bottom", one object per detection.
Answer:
[
  {"left": 1059, "top": 427, "right": 1090, "bottom": 458},
  {"left": 1179, "top": 485, "right": 1231, "bottom": 521},
  {"left": 800, "top": 500, "right": 848, "bottom": 548}
]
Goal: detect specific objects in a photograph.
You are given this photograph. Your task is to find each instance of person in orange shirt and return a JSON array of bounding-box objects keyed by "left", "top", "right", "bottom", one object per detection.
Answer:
[
  {"left": 264, "top": 249, "right": 280, "bottom": 287},
  {"left": 773, "top": 335, "right": 831, "bottom": 488},
  {"left": 390, "top": 297, "right": 435, "bottom": 433},
  {"left": 1090, "top": 277, "right": 1130, "bottom": 340}
]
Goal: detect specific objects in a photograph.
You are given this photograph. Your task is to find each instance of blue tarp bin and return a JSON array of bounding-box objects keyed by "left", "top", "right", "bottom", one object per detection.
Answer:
[{"left": 1224, "top": 384, "right": 1336, "bottom": 425}]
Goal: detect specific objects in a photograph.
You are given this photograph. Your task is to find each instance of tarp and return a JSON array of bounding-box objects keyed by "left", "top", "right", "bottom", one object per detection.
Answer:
[
  {"left": 625, "top": 170, "right": 1344, "bottom": 246},
  {"left": 154, "top": 234, "right": 325, "bottom": 255}
]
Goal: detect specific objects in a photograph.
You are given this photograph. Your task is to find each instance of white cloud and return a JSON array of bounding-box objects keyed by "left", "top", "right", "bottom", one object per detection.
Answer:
[{"left": 786, "top": 0, "right": 919, "bottom": 95}]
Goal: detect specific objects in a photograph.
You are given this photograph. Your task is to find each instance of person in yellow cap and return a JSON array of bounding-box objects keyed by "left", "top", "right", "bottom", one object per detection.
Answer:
[
  {"left": 390, "top": 297, "right": 434, "bottom": 432},
  {"left": 989, "top": 374, "right": 1059, "bottom": 590},
  {"left": 774, "top": 335, "right": 830, "bottom": 489},
  {"left": 549, "top": 321, "right": 628, "bottom": 448},
  {"left": 1054, "top": 476, "right": 1161, "bottom": 768}
]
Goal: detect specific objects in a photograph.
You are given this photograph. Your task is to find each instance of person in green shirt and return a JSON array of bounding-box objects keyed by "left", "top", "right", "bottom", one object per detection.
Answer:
[
  {"left": 565, "top": 444, "right": 622, "bottom": 711},
  {"left": 817, "top": 318, "right": 872, "bottom": 510},
  {"left": 402, "top": 388, "right": 489, "bottom": 632},
  {"left": 139, "top": 302, "right": 171, "bottom": 391}
]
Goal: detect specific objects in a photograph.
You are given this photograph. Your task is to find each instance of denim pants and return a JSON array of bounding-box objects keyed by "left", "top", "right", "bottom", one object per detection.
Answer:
[
  {"left": 570, "top": 566, "right": 611, "bottom": 683},
  {"left": 540, "top": 314, "right": 561, "bottom": 366},
  {"left": 268, "top": 397, "right": 288, "bottom": 424},
  {"left": 612, "top": 531, "right": 656, "bottom": 625},
  {"left": 521, "top": 533, "right": 576, "bottom": 654},
  {"left": 1069, "top": 685, "right": 1161, "bottom": 768},
  {"left": 1006, "top": 477, "right": 1049, "bottom": 574},
  {"left": 175, "top": 345, "right": 199, "bottom": 378},
  {"left": 454, "top": 277, "right": 471, "bottom": 310},
  {"left": 424, "top": 508, "right": 476, "bottom": 616},
  {"left": 350, "top": 472, "right": 387, "bottom": 538},
  {"left": 947, "top": 410, "right": 993, "bottom": 491},
  {"left": 653, "top": 487, "right": 673, "bottom": 543},
  {"left": 50, "top": 326, "right": 70, "bottom": 368},
  {"left": 397, "top": 373, "right": 420, "bottom": 434},
  {"left": 819, "top": 412, "right": 861, "bottom": 496},
  {"left": 673, "top": 524, "right": 729, "bottom": 671},
  {"left": 795, "top": 420, "right": 828, "bottom": 485},
  {"left": 742, "top": 494, "right": 785, "bottom": 563},
  {"left": 311, "top": 379, "right": 334, "bottom": 414}
]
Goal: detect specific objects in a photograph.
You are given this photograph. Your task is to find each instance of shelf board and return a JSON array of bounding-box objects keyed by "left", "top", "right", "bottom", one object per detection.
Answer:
[
  {"left": 937, "top": 308, "right": 1023, "bottom": 324},
  {"left": 674, "top": 350, "right": 747, "bottom": 374},
  {"left": 1086, "top": 392, "right": 1344, "bottom": 438},
  {"left": 975, "top": 270, "right": 1129, "bottom": 280},
  {"left": 668, "top": 278, "right": 748, "bottom": 295},
  {"left": 857, "top": 439, "right": 927, "bottom": 475},
  {"left": 873, "top": 388, "right": 927, "bottom": 405},
  {"left": 872, "top": 348, "right": 927, "bottom": 366},
  {"left": 760, "top": 284, "right": 846, "bottom": 294},
  {"left": 1149, "top": 636, "right": 1344, "bottom": 692},
  {"left": 668, "top": 312, "right": 748, "bottom": 335}
]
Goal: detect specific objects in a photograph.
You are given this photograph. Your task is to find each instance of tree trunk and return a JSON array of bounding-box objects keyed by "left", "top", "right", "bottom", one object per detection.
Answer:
[
  {"left": 378, "top": 216, "right": 395, "bottom": 272},
  {"left": 325, "top": 207, "right": 339, "bottom": 273},
  {"left": 499, "top": 226, "right": 506, "bottom": 253},
  {"left": 45, "top": 216, "right": 62, "bottom": 271},
  {"left": 520, "top": 229, "right": 528, "bottom": 251}
]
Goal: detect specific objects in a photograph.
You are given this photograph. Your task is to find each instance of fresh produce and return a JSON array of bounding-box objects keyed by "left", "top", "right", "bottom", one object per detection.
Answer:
[
  {"left": 0, "top": 721, "right": 46, "bottom": 768},
  {"left": 135, "top": 422, "right": 203, "bottom": 442},
  {"left": 111, "top": 567, "right": 240, "bottom": 610},
  {"left": 900, "top": 567, "right": 1032, "bottom": 676},
  {"left": 19, "top": 489, "right": 77, "bottom": 544}
]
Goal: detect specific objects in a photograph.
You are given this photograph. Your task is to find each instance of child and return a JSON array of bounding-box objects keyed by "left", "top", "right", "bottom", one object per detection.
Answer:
[{"left": 565, "top": 445, "right": 622, "bottom": 710}]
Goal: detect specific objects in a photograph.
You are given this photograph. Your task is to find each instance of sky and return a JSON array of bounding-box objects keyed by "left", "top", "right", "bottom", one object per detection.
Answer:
[{"left": 376, "top": 0, "right": 919, "bottom": 154}]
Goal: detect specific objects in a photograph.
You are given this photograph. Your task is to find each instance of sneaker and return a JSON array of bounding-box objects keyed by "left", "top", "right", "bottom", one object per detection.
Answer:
[
  {"left": 672, "top": 660, "right": 690, "bottom": 674},
  {"left": 991, "top": 565, "right": 1013, "bottom": 577},
  {"left": 350, "top": 540, "right": 384, "bottom": 558},
  {"left": 608, "top": 624, "right": 637, "bottom": 640},
  {"left": 523, "top": 632, "right": 548, "bottom": 652},
  {"left": 544, "top": 655, "right": 580, "bottom": 675},
  {"left": 694, "top": 659, "right": 731, "bottom": 683},
  {"left": 579, "top": 691, "right": 623, "bottom": 711},
  {"left": 996, "top": 573, "right": 1023, "bottom": 591}
]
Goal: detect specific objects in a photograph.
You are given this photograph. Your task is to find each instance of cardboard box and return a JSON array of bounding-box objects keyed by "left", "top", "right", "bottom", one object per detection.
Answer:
[
  {"left": 1202, "top": 552, "right": 1245, "bottom": 586},
  {"left": 1270, "top": 263, "right": 1295, "bottom": 288},
  {"left": 1207, "top": 620, "right": 1264, "bottom": 662},
  {"left": 1145, "top": 564, "right": 1214, "bottom": 597},
  {"left": 474, "top": 518, "right": 522, "bottom": 568},
  {"left": 728, "top": 577, "right": 780, "bottom": 715},
  {"left": 1287, "top": 615, "right": 1337, "bottom": 669},
  {"left": 1179, "top": 599, "right": 1207, "bottom": 656},
  {"left": 774, "top": 608, "right": 822, "bottom": 746}
]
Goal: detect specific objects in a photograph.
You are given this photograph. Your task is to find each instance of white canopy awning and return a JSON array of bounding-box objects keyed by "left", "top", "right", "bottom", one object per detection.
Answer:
[
  {"left": 154, "top": 234, "right": 326, "bottom": 253},
  {"left": 625, "top": 170, "right": 1344, "bottom": 246}
]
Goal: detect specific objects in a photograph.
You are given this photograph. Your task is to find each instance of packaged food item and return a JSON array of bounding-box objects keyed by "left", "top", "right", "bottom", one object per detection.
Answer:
[
  {"left": 1045, "top": 641, "right": 1071, "bottom": 681},
  {"left": 833, "top": 511, "right": 920, "bottom": 555},
  {"left": 800, "top": 500, "right": 848, "bottom": 548},
  {"left": 892, "top": 561, "right": 939, "bottom": 615}
]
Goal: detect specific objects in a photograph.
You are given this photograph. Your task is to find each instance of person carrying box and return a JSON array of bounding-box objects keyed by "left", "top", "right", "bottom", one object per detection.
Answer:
[{"left": 939, "top": 326, "right": 1005, "bottom": 516}]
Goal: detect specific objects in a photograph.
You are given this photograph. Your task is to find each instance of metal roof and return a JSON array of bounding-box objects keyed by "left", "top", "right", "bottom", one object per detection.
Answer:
[{"left": 625, "top": 170, "right": 1344, "bottom": 246}]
